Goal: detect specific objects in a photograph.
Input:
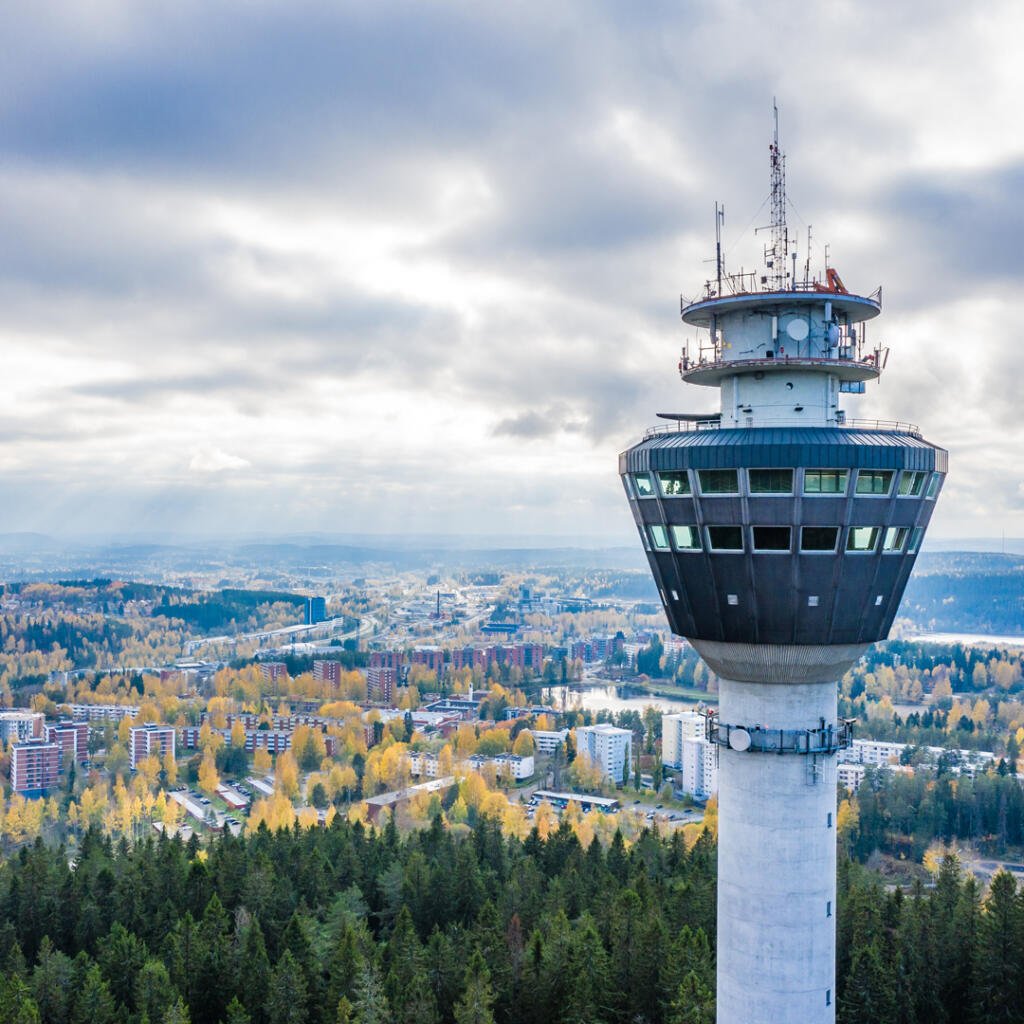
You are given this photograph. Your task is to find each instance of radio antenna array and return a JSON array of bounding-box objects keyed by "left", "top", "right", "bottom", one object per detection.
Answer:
[{"left": 764, "top": 99, "right": 790, "bottom": 291}]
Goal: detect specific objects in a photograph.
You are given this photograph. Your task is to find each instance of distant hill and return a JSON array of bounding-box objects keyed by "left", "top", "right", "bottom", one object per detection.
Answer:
[{"left": 899, "top": 551, "right": 1024, "bottom": 636}]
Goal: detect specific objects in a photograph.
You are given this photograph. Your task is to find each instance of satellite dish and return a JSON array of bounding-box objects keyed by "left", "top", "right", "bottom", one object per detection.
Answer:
[
  {"left": 729, "top": 728, "right": 751, "bottom": 752},
  {"left": 786, "top": 319, "right": 809, "bottom": 341}
]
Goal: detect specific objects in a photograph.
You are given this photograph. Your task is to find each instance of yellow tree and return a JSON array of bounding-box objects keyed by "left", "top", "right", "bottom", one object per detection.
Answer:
[
  {"left": 199, "top": 752, "right": 220, "bottom": 796},
  {"left": 533, "top": 800, "right": 557, "bottom": 840},
  {"left": 137, "top": 754, "right": 162, "bottom": 790},
  {"left": 512, "top": 731, "right": 535, "bottom": 756},
  {"left": 274, "top": 750, "right": 300, "bottom": 800},
  {"left": 502, "top": 803, "right": 529, "bottom": 839},
  {"left": 163, "top": 749, "right": 178, "bottom": 786},
  {"left": 253, "top": 746, "right": 273, "bottom": 775}
]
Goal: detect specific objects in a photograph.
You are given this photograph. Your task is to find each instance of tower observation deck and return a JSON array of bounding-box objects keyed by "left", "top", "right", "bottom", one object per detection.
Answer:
[{"left": 619, "top": 113, "right": 946, "bottom": 1024}]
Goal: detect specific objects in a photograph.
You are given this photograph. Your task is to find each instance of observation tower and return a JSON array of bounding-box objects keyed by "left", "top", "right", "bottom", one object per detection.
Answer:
[{"left": 620, "top": 112, "right": 946, "bottom": 1024}]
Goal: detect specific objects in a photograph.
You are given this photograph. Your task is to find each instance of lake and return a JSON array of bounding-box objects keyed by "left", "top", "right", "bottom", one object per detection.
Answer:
[{"left": 541, "top": 684, "right": 706, "bottom": 715}]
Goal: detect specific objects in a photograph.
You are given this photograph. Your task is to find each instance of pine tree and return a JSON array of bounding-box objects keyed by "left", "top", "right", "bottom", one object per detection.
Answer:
[
  {"left": 974, "top": 871, "right": 1023, "bottom": 1024},
  {"left": 236, "top": 919, "right": 272, "bottom": 1024},
  {"left": 30, "top": 937, "right": 73, "bottom": 1024},
  {"left": 266, "top": 951, "right": 309, "bottom": 1024},
  {"left": 839, "top": 940, "right": 897, "bottom": 1024},
  {"left": 72, "top": 965, "right": 116, "bottom": 1024},
  {"left": 0, "top": 973, "right": 40, "bottom": 1024},
  {"left": 351, "top": 963, "right": 391, "bottom": 1024},
  {"left": 667, "top": 971, "right": 715, "bottom": 1024},
  {"left": 135, "top": 958, "right": 179, "bottom": 1024},
  {"left": 162, "top": 998, "right": 192, "bottom": 1024},
  {"left": 223, "top": 997, "right": 252, "bottom": 1024},
  {"left": 453, "top": 952, "right": 496, "bottom": 1024}
]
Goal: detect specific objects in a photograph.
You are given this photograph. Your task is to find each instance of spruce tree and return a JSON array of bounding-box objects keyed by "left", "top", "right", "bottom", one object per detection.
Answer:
[{"left": 453, "top": 952, "right": 496, "bottom": 1024}]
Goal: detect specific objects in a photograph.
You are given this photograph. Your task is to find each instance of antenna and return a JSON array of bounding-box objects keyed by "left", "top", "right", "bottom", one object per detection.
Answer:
[
  {"left": 715, "top": 202, "right": 725, "bottom": 295},
  {"left": 756, "top": 99, "right": 790, "bottom": 291}
]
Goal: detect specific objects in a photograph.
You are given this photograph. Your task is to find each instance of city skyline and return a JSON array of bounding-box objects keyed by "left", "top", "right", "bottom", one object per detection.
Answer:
[{"left": 3, "top": 1, "right": 1023, "bottom": 541}]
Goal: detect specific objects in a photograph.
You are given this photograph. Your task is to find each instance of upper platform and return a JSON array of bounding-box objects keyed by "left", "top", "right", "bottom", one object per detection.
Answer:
[{"left": 681, "top": 287, "right": 881, "bottom": 329}]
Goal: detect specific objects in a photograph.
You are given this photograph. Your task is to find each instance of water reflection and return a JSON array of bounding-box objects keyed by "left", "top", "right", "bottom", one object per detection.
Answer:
[{"left": 540, "top": 684, "right": 704, "bottom": 714}]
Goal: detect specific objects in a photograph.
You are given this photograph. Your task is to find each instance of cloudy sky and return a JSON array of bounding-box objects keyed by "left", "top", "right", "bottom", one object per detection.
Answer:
[{"left": 2, "top": 0, "right": 1022, "bottom": 544}]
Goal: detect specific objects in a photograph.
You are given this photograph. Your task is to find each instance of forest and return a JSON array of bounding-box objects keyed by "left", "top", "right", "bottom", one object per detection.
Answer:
[{"left": 0, "top": 816, "right": 1021, "bottom": 1024}]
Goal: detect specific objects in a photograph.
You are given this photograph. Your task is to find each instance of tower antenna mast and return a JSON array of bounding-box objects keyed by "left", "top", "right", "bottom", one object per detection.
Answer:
[
  {"left": 715, "top": 202, "right": 725, "bottom": 296},
  {"left": 766, "top": 99, "right": 790, "bottom": 291}
]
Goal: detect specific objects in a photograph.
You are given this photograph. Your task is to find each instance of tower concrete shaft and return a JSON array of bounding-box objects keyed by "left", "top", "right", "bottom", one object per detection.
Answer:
[{"left": 716, "top": 676, "right": 838, "bottom": 1023}]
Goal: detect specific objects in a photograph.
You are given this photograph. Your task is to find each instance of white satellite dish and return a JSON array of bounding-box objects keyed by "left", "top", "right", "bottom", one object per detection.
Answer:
[
  {"left": 786, "top": 319, "right": 809, "bottom": 341},
  {"left": 729, "top": 728, "right": 751, "bottom": 752}
]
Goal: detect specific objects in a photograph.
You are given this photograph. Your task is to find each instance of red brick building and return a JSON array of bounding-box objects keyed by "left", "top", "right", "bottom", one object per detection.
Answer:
[
  {"left": 46, "top": 720, "right": 89, "bottom": 764},
  {"left": 130, "top": 724, "right": 176, "bottom": 770},
  {"left": 366, "top": 666, "right": 396, "bottom": 706},
  {"left": 313, "top": 660, "right": 342, "bottom": 686},
  {"left": 10, "top": 739, "right": 61, "bottom": 795}
]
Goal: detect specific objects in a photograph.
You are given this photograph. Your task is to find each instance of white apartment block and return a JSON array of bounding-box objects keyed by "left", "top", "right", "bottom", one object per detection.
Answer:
[
  {"left": 679, "top": 737, "right": 719, "bottom": 801},
  {"left": 662, "top": 711, "right": 707, "bottom": 769},
  {"left": 839, "top": 738, "right": 996, "bottom": 777},
  {"left": 574, "top": 723, "right": 633, "bottom": 783},
  {"left": 838, "top": 763, "right": 867, "bottom": 791},
  {"left": 528, "top": 728, "right": 569, "bottom": 753},
  {"left": 467, "top": 753, "right": 535, "bottom": 781},
  {"left": 407, "top": 751, "right": 535, "bottom": 781},
  {"left": 0, "top": 710, "right": 44, "bottom": 744},
  {"left": 840, "top": 739, "right": 905, "bottom": 767}
]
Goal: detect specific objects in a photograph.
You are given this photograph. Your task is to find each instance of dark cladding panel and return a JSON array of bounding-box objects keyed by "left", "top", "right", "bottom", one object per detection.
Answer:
[{"left": 621, "top": 426, "right": 947, "bottom": 646}]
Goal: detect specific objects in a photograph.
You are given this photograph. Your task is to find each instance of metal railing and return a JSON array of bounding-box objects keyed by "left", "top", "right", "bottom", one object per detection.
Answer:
[
  {"left": 841, "top": 417, "right": 920, "bottom": 436},
  {"left": 634, "top": 416, "right": 920, "bottom": 443},
  {"left": 641, "top": 419, "right": 721, "bottom": 440},
  {"left": 706, "top": 713, "right": 855, "bottom": 756},
  {"left": 683, "top": 279, "right": 883, "bottom": 305},
  {"left": 680, "top": 353, "right": 882, "bottom": 376}
]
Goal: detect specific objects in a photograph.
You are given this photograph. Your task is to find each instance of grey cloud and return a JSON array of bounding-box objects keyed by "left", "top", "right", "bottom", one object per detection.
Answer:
[{"left": 2, "top": 0, "right": 1023, "bottom": 539}]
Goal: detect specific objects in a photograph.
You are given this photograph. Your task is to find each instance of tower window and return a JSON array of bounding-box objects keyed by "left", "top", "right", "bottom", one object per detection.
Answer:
[
  {"left": 633, "top": 473, "right": 655, "bottom": 497},
  {"left": 898, "top": 470, "right": 927, "bottom": 496},
  {"left": 827, "top": 812, "right": 833, "bottom": 828},
  {"left": 883, "top": 526, "right": 909, "bottom": 552},
  {"left": 855, "top": 470, "right": 894, "bottom": 496},
  {"left": 726, "top": 594, "right": 739, "bottom": 606},
  {"left": 926, "top": 473, "right": 943, "bottom": 499},
  {"left": 707, "top": 526, "right": 744, "bottom": 551},
  {"left": 808, "top": 595, "right": 820, "bottom": 607},
  {"left": 826, "top": 901, "right": 832, "bottom": 918},
  {"left": 649, "top": 525, "right": 670, "bottom": 550},
  {"left": 671, "top": 525, "right": 702, "bottom": 551},
  {"left": 801, "top": 526, "right": 839, "bottom": 552},
  {"left": 658, "top": 471, "right": 692, "bottom": 496},
  {"left": 752, "top": 526, "right": 791, "bottom": 551},
  {"left": 908, "top": 527, "right": 924, "bottom": 552},
  {"left": 749, "top": 468, "right": 794, "bottom": 494},
  {"left": 875, "top": 595, "right": 884, "bottom": 606},
  {"left": 847, "top": 527, "right": 880, "bottom": 552},
  {"left": 698, "top": 469, "right": 739, "bottom": 495},
  {"left": 803, "top": 469, "right": 848, "bottom": 495}
]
